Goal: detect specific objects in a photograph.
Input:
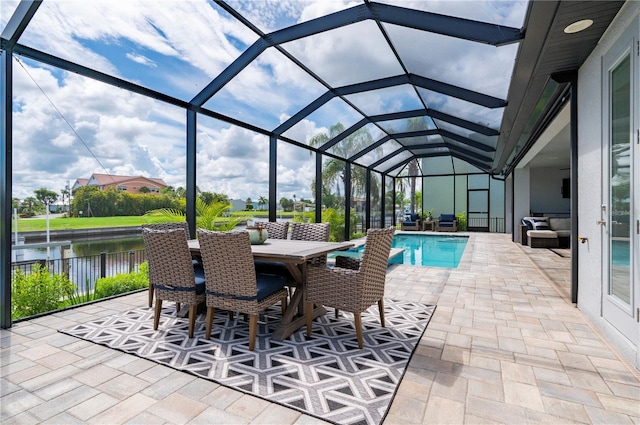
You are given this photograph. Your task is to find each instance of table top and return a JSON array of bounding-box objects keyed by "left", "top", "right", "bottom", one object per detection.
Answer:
[{"left": 188, "top": 238, "right": 354, "bottom": 263}]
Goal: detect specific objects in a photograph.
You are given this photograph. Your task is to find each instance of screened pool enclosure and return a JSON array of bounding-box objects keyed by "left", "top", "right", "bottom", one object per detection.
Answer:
[{"left": 1, "top": 0, "right": 625, "bottom": 327}]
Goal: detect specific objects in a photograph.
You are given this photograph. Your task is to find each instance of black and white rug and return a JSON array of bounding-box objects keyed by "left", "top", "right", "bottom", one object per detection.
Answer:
[{"left": 60, "top": 299, "right": 435, "bottom": 425}]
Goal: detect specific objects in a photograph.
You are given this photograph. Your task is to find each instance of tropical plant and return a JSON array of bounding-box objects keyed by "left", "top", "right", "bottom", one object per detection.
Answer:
[
  {"left": 321, "top": 208, "right": 345, "bottom": 242},
  {"left": 67, "top": 278, "right": 99, "bottom": 305},
  {"left": 456, "top": 211, "right": 467, "bottom": 231},
  {"left": 144, "top": 198, "right": 240, "bottom": 231},
  {"left": 11, "top": 264, "right": 75, "bottom": 319}
]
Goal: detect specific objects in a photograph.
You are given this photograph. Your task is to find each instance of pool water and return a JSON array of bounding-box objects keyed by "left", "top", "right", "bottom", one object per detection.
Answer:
[{"left": 330, "top": 234, "right": 468, "bottom": 268}]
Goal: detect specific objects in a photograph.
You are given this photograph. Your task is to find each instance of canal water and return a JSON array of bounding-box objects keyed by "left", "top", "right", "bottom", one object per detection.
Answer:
[
  {"left": 11, "top": 218, "right": 292, "bottom": 262},
  {"left": 11, "top": 236, "right": 145, "bottom": 263}
]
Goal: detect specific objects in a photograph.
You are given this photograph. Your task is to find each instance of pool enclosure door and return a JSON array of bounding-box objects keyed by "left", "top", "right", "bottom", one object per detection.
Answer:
[
  {"left": 467, "top": 189, "right": 489, "bottom": 232},
  {"left": 601, "top": 21, "right": 639, "bottom": 347}
]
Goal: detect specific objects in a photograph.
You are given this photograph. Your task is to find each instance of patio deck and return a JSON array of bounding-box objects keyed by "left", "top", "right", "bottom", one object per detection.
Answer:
[{"left": 2, "top": 233, "right": 639, "bottom": 424}]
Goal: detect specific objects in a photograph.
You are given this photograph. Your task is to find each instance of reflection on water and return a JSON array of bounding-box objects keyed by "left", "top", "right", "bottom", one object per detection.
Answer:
[{"left": 12, "top": 236, "right": 144, "bottom": 263}]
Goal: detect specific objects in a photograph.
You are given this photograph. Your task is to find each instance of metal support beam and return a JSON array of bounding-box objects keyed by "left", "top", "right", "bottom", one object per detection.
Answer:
[
  {"left": 315, "top": 153, "right": 322, "bottom": 223},
  {"left": 546, "top": 74, "right": 579, "bottom": 300},
  {"left": 14, "top": 45, "right": 190, "bottom": 110},
  {"left": 365, "top": 168, "right": 371, "bottom": 230},
  {"left": 1, "top": 48, "right": 13, "bottom": 328},
  {"left": 269, "top": 136, "right": 277, "bottom": 222},
  {"left": 368, "top": 2, "right": 522, "bottom": 46},
  {"left": 1, "top": 0, "right": 41, "bottom": 49},
  {"left": 344, "top": 164, "right": 351, "bottom": 240},
  {"left": 186, "top": 110, "right": 197, "bottom": 238},
  {"left": 380, "top": 174, "right": 386, "bottom": 228}
]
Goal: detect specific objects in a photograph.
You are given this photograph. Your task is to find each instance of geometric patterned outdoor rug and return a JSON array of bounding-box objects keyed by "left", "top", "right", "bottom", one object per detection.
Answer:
[{"left": 60, "top": 299, "right": 435, "bottom": 425}]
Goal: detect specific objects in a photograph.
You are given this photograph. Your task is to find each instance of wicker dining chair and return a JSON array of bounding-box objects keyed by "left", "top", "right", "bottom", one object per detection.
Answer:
[
  {"left": 255, "top": 221, "right": 289, "bottom": 239},
  {"left": 290, "top": 222, "right": 330, "bottom": 242},
  {"left": 305, "top": 227, "right": 395, "bottom": 349},
  {"left": 253, "top": 221, "right": 291, "bottom": 277},
  {"left": 142, "top": 222, "right": 191, "bottom": 307},
  {"left": 197, "top": 230, "right": 289, "bottom": 351},
  {"left": 142, "top": 228, "right": 205, "bottom": 338},
  {"left": 290, "top": 222, "right": 331, "bottom": 266}
]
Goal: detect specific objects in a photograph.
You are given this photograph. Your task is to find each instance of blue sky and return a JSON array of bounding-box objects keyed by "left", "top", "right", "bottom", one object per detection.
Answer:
[{"left": 2, "top": 0, "right": 527, "bottom": 201}]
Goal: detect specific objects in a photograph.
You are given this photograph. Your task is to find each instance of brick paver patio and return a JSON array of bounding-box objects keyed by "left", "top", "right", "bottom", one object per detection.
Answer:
[{"left": 2, "top": 232, "right": 639, "bottom": 424}]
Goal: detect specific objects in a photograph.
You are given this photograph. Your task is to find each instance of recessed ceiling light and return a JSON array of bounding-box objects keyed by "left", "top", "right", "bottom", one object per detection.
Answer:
[{"left": 564, "top": 19, "right": 594, "bottom": 34}]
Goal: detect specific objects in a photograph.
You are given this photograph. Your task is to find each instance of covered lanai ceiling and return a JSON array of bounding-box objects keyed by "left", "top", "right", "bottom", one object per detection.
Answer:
[{"left": 1, "top": 0, "right": 625, "bottom": 181}]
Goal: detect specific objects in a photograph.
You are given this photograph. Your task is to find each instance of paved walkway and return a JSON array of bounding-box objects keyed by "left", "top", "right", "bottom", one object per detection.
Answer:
[{"left": 2, "top": 233, "right": 639, "bottom": 424}]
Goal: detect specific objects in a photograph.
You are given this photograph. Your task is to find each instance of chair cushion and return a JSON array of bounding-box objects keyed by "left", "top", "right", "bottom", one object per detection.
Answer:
[
  {"left": 439, "top": 222, "right": 454, "bottom": 227},
  {"left": 440, "top": 214, "right": 455, "bottom": 221},
  {"left": 254, "top": 261, "right": 293, "bottom": 280},
  {"left": 256, "top": 273, "right": 287, "bottom": 300},
  {"left": 527, "top": 230, "right": 558, "bottom": 239},
  {"left": 521, "top": 218, "right": 533, "bottom": 230},
  {"left": 193, "top": 265, "right": 206, "bottom": 294},
  {"left": 549, "top": 218, "right": 571, "bottom": 231}
]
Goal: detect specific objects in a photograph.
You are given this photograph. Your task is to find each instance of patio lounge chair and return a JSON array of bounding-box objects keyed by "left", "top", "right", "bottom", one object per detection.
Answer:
[
  {"left": 435, "top": 214, "right": 457, "bottom": 232},
  {"left": 401, "top": 213, "right": 421, "bottom": 231},
  {"left": 142, "top": 227, "right": 205, "bottom": 338},
  {"left": 305, "top": 227, "right": 395, "bottom": 349}
]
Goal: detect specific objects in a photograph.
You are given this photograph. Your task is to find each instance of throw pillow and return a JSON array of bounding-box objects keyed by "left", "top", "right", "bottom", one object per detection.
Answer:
[
  {"left": 521, "top": 218, "right": 533, "bottom": 230},
  {"left": 532, "top": 219, "right": 550, "bottom": 230}
]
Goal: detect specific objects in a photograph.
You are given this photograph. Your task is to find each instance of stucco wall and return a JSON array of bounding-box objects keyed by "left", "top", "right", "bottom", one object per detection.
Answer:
[
  {"left": 512, "top": 167, "right": 530, "bottom": 243},
  {"left": 577, "top": 0, "right": 639, "bottom": 367},
  {"left": 529, "top": 167, "right": 570, "bottom": 215}
]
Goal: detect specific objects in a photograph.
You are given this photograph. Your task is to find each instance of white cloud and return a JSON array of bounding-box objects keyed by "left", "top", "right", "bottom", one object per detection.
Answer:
[
  {"left": 8, "top": 0, "right": 522, "bottom": 202},
  {"left": 126, "top": 52, "right": 157, "bottom": 68}
]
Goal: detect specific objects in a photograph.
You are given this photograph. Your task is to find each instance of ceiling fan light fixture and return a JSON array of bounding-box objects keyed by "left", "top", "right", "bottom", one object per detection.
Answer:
[{"left": 564, "top": 19, "right": 594, "bottom": 34}]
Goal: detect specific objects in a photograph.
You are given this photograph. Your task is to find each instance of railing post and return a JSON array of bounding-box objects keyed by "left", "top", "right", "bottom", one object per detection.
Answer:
[
  {"left": 100, "top": 252, "right": 106, "bottom": 278},
  {"left": 129, "top": 251, "right": 134, "bottom": 273}
]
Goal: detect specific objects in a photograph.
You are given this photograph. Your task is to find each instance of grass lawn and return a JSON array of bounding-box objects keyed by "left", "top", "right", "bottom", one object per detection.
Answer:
[
  {"left": 15, "top": 211, "right": 298, "bottom": 232},
  {"left": 15, "top": 216, "right": 178, "bottom": 232}
]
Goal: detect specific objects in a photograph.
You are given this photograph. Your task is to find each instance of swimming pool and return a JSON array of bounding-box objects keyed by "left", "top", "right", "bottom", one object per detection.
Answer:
[{"left": 329, "top": 234, "right": 469, "bottom": 268}]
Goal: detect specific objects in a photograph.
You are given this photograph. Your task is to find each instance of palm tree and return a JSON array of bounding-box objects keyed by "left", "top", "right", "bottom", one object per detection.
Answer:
[
  {"left": 407, "top": 159, "right": 419, "bottom": 214},
  {"left": 406, "top": 117, "right": 427, "bottom": 214},
  {"left": 309, "top": 123, "right": 379, "bottom": 206},
  {"left": 60, "top": 188, "right": 70, "bottom": 212},
  {"left": 144, "top": 199, "right": 240, "bottom": 231},
  {"left": 22, "top": 197, "right": 38, "bottom": 216},
  {"left": 258, "top": 196, "right": 268, "bottom": 211}
]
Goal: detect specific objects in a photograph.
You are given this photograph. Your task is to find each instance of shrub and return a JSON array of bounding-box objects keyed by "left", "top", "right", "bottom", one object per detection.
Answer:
[
  {"left": 11, "top": 264, "right": 75, "bottom": 320},
  {"left": 456, "top": 211, "right": 467, "bottom": 231},
  {"left": 94, "top": 262, "right": 149, "bottom": 299}
]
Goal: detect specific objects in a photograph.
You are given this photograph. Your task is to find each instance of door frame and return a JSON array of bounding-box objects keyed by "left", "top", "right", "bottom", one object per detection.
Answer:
[{"left": 600, "top": 18, "right": 639, "bottom": 346}]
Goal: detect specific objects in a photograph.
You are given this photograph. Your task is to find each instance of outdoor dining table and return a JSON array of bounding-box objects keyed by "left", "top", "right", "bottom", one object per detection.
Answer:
[{"left": 188, "top": 238, "right": 354, "bottom": 341}]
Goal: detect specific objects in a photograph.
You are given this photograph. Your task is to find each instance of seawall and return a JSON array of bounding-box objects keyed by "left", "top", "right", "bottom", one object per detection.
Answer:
[{"left": 19, "top": 226, "right": 142, "bottom": 243}]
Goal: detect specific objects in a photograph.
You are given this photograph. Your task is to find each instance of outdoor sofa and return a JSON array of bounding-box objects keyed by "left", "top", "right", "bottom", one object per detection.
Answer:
[{"left": 521, "top": 216, "right": 571, "bottom": 248}]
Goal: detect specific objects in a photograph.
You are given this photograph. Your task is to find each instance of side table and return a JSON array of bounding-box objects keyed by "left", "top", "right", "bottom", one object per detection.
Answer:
[{"left": 422, "top": 220, "right": 434, "bottom": 231}]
